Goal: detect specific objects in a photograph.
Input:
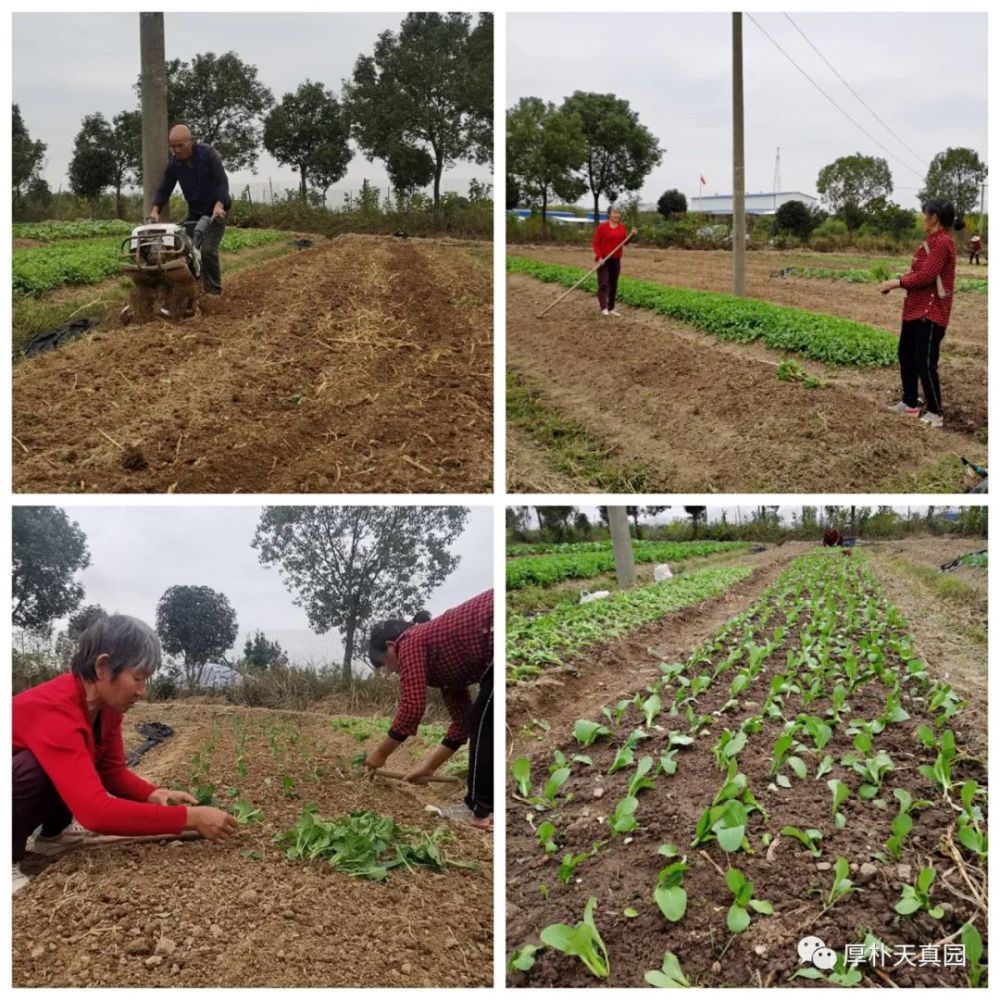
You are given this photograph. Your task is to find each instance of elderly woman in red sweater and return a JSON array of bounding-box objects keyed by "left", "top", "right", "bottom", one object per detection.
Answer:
[
  {"left": 12, "top": 615, "right": 237, "bottom": 894},
  {"left": 592, "top": 208, "right": 637, "bottom": 316},
  {"left": 880, "top": 198, "right": 962, "bottom": 429},
  {"left": 364, "top": 590, "right": 493, "bottom": 828}
]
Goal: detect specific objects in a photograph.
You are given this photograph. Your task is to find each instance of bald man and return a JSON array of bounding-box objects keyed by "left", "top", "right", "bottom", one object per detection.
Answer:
[{"left": 149, "top": 125, "right": 231, "bottom": 295}]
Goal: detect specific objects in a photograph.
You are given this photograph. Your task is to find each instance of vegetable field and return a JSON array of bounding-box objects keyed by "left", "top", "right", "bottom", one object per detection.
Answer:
[
  {"left": 507, "top": 245, "right": 987, "bottom": 493},
  {"left": 12, "top": 234, "right": 492, "bottom": 493},
  {"left": 507, "top": 540, "right": 748, "bottom": 590},
  {"left": 13, "top": 703, "right": 492, "bottom": 987},
  {"left": 506, "top": 546, "right": 987, "bottom": 988}
]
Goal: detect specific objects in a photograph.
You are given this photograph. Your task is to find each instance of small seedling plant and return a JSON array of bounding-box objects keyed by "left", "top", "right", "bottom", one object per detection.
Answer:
[
  {"left": 653, "top": 845, "right": 688, "bottom": 922},
  {"left": 895, "top": 866, "right": 944, "bottom": 920},
  {"left": 725, "top": 867, "right": 773, "bottom": 932},
  {"left": 819, "top": 857, "right": 855, "bottom": 913},
  {"left": 539, "top": 897, "right": 610, "bottom": 980},
  {"left": 645, "top": 951, "right": 690, "bottom": 988}
]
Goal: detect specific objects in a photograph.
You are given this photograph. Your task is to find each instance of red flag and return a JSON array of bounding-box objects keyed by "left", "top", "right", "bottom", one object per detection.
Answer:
[{"left": 700, "top": 175, "right": 707, "bottom": 186}]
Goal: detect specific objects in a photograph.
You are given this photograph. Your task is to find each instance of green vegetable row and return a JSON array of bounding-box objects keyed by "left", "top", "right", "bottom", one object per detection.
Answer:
[
  {"left": 507, "top": 541, "right": 748, "bottom": 590},
  {"left": 507, "top": 565, "right": 753, "bottom": 680},
  {"left": 13, "top": 219, "right": 134, "bottom": 241},
  {"left": 13, "top": 228, "right": 290, "bottom": 297},
  {"left": 508, "top": 255, "right": 899, "bottom": 367},
  {"left": 779, "top": 264, "right": 987, "bottom": 294}
]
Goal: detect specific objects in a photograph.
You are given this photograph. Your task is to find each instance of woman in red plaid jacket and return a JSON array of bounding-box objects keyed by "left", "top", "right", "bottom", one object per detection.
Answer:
[
  {"left": 880, "top": 198, "right": 963, "bottom": 429},
  {"left": 364, "top": 590, "right": 493, "bottom": 827}
]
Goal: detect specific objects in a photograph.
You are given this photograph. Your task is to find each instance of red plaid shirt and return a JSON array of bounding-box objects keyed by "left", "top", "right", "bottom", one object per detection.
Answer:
[
  {"left": 389, "top": 590, "right": 493, "bottom": 744},
  {"left": 899, "top": 228, "right": 956, "bottom": 327}
]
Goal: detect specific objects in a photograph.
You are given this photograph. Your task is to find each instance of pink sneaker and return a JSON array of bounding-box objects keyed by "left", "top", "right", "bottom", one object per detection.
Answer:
[{"left": 887, "top": 401, "right": 920, "bottom": 416}]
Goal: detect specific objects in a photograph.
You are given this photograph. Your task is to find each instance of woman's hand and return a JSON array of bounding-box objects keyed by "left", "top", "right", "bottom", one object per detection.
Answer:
[
  {"left": 878, "top": 279, "right": 899, "bottom": 295},
  {"left": 365, "top": 748, "right": 389, "bottom": 772},
  {"left": 186, "top": 806, "right": 239, "bottom": 841},
  {"left": 403, "top": 763, "right": 436, "bottom": 784},
  {"left": 148, "top": 787, "right": 198, "bottom": 807}
]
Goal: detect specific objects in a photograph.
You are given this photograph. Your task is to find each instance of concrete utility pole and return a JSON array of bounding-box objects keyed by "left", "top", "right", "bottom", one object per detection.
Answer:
[
  {"left": 732, "top": 12, "right": 746, "bottom": 297},
  {"left": 140, "top": 13, "right": 169, "bottom": 220},
  {"left": 608, "top": 507, "right": 638, "bottom": 589}
]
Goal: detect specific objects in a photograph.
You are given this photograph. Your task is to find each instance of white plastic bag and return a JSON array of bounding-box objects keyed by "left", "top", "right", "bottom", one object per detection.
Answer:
[
  {"left": 580, "top": 589, "right": 611, "bottom": 604},
  {"left": 654, "top": 564, "right": 673, "bottom": 581}
]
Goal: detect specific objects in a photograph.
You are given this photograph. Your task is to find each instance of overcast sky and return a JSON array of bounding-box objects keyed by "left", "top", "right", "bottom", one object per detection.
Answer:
[
  {"left": 49, "top": 505, "right": 492, "bottom": 669},
  {"left": 13, "top": 12, "right": 491, "bottom": 205},
  {"left": 508, "top": 12, "right": 987, "bottom": 209}
]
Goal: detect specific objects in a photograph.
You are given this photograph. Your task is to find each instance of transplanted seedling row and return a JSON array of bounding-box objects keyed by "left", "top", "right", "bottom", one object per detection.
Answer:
[{"left": 508, "top": 551, "right": 987, "bottom": 988}]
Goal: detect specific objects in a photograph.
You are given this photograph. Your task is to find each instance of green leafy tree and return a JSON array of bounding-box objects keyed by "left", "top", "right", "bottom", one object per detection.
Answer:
[
  {"left": 68, "top": 113, "right": 116, "bottom": 202},
  {"left": 110, "top": 110, "right": 142, "bottom": 217},
  {"left": 12, "top": 507, "right": 90, "bottom": 632},
  {"left": 343, "top": 12, "right": 492, "bottom": 211},
  {"left": 385, "top": 143, "right": 436, "bottom": 199},
  {"left": 656, "top": 189, "right": 687, "bottom": 218},
  {"left": 506, "top": 97, "right": 587, "bottom": 227},
  {"left": 155, "top": 585, "right": 238, "bottom": 690},
  {"left": 560, "top": 91, "right": 662, "bottom": 224},
  {"left": 241, "top": 631, "right": 285, "bottom": 673},
  {"left": 773, "top": 199, "right": 814, "bottom": 240},
  {"left": 536, "top": 507, "right": 577, "bottom": 542},
  {"left": 56, "top": 603, "right": 109, "bottom": 667},
  {"left": 867, "top": 198, "right": 916, "bottom": 240},
  {"left": 462, "top": 12, "right": 493, "bottom": 164},
  {"left": 263, "top": 80, "right": 351, "bottom": 203},
  {"left": 684, "top": 506, "right": 707, "bottom": 540},
  {"left": 252, "top": 507, "right": 468, "bottom": 681},
  {"left": 137, "top": 52, "right": 275, "bottom": 172},
  {"left": 506, "top": 174, "right": 520, "bottom": 210},
  {"left": 816, "top": 153, "right": 893, "bottom": 230},
  {"left": 918, "top": 147, "right": 987, "bottom": 219},
  {"left": 12, "top": 104, "right": 47, "bottom": 201}
]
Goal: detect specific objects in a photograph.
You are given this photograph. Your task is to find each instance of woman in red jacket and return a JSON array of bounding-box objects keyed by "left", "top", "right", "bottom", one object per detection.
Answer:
[
  {"left": 880, "top": 199, "right": 962, "bottom": 429},
  {"left": 592, "top": 208, "right": 637, "bottom": 316},
  {"left": 364, "top": 591, "right": 493, "bottom": 828},
  {"left": 12, "top": 615, "right": 237, "bottom": 894}
]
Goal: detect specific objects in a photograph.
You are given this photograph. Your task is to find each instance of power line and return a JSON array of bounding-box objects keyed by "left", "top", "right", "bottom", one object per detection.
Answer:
[
  {"left": 745, "top": 13, "right": 926, "bottom": 182},
  {"left": 783, "top": 13, "right": 925, "bottom": 166}
]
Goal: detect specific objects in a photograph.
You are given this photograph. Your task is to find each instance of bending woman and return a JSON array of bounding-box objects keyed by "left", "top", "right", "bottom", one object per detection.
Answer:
[{"left": 365, "top": 591, "right": 493, "bottom": 828}]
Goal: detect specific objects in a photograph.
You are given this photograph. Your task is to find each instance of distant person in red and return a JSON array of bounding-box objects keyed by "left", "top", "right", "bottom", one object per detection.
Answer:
[
  {"left": 968, "top": 233, "right": 983, "bottom": 265},
  {"left": 12, "top": 615, "right": 238, "bottom": 895},
  {"left": 880, "top": 198, "right": 962, "bottom": 430},
  {"left": 822, "top": 528, "right": 842, "bottom": 547},
  {"left": 364, "top": 591, "right": 493, "bottom": 828},
  {"left": 592, "top": 208, "right": 637, "bottom": 316}
]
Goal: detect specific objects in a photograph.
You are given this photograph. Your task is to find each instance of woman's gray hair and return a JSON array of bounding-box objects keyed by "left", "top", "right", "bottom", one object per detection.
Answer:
[{"left": 70, "top": 614, "right": 162, "bottom": 681}]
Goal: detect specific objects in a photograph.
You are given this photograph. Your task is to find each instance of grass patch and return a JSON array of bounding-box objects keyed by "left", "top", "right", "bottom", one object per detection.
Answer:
[
  {"left": 507, "top": 371, "right": 655, "bottom": 492},
  {"left": 876, "top": 454, "right": 978, "bottom": 494}
]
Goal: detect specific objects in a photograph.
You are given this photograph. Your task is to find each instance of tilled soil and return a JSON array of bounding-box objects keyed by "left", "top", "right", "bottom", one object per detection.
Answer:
[
  {"left": 13, "top": 703, "right": 492, "bottom": 987},
  {"left": 13, "top": 235, "right": 492, "bottom": 493},
  {"left": 507, "top": 272, "right": 986, "bottom": 493},
  {"left": 506, "top": 547, "right": 987, "bottom": 989}
]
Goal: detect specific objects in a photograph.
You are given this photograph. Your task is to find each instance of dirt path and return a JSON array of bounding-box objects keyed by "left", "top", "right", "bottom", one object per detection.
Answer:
[
  {"left": 508, "top": 274, "right": 984, "bottom": 492},
  {"left": 14, "top": 703, "right": 492, "bottom": 987},
  {"left": 13, "top": 235, "right": 492, "bottom": 493},
  {"left": 865, "top": 539, "right": 987, "bottom": 756},
  {"left": 516, "top": 245, "right": 987, "bottom": 360},
  {"left": 507, "top": 544, "right": 809, "bottom": 760}
]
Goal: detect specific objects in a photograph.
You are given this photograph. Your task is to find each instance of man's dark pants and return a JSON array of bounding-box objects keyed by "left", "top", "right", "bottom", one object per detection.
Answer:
[
  {"left": 464, "top": 669, "right": 493, "bottom": 818},
  {"left": 186, "top": 213, "right": 225, "bottom": 294},
  {"left": 13, "top": 750, "right": 71, "bottom": 862}
]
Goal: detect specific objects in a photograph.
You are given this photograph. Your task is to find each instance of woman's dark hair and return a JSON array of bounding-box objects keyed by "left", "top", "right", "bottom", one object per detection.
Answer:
[
  {"left": 922, "top": 199, "right": 959, "bottom": 229},
  {"left": 71, "top": 614, "right": 162, "bottom": 682},
  {"left": 368, "top": 611, "right": 432, "bottom": 666}
]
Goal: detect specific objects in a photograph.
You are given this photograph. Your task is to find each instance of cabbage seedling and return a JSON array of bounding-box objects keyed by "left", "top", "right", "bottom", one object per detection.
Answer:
[
  {"left": 653, "top": 856, "right": 688, "bottom": 922},
  {"left": 511, "top": 757, "right": 532, "bottom": 797},
  {"left": 780, "top": 825, "right": 823, "bottom": 858},
  {"left": 609, "top": 795, "right": 639, "bottom": 835},
  {"left": 725, "top": 867, "right": 773, "bottom": 932},
  {"left": 645, "top": 951, "right": 690, "bottom": 988},
  {"left": 820, "top": 857, "right": 854, "bottom": 913},
  {"left": 895, "top": 866, "right": 944, "bottom": 919},
  {"left": 574, "top": 720, "right": 611, "bottom": 747},
  {"left": 539, "top": 897, "right": 610, "bottom": 980},
  {"left": 537, "top": 821, "right": 558, "bottom": 855}
]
